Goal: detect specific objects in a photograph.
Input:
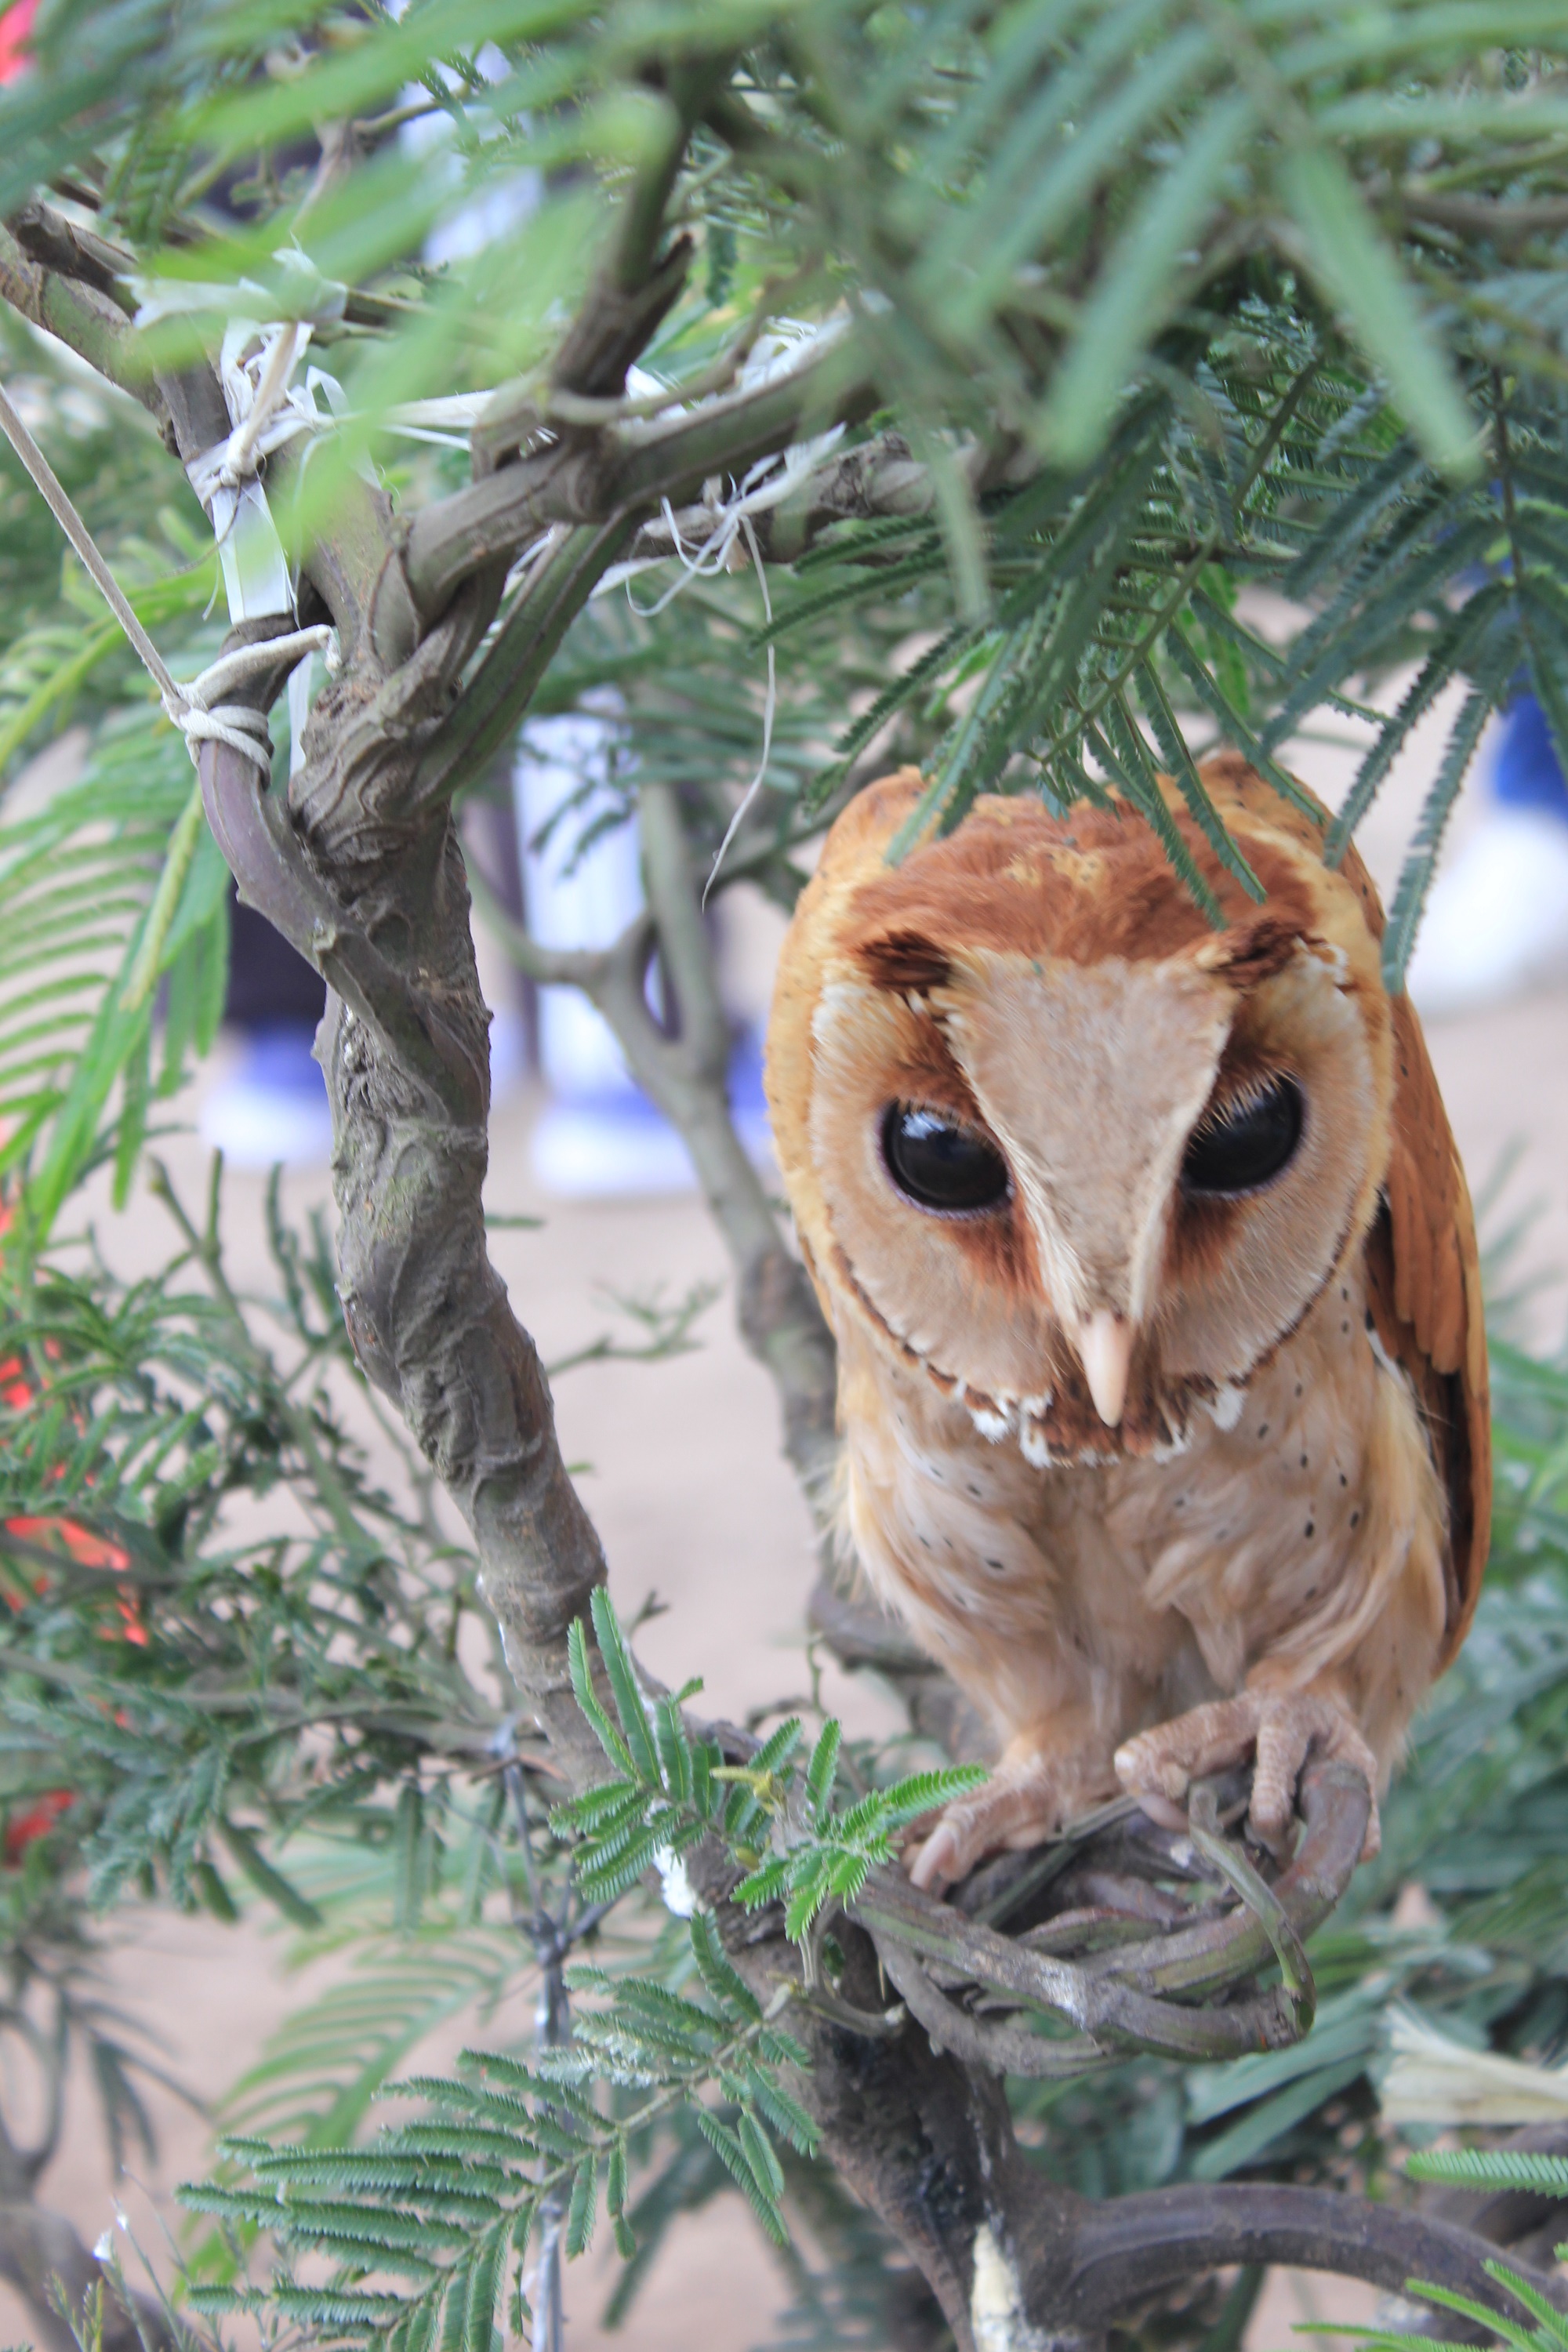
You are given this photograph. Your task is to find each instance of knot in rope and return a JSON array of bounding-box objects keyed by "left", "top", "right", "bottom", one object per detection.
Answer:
[
  {"left": 162, "top": 690, "right": 274, "bottom": 775},
  {"left": 160, "top": 626, "right": 339, "bottom": 778}
]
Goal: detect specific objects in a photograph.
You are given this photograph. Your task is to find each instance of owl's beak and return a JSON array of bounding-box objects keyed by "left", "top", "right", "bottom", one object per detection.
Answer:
[{"left": 1075, "top": 1309, "right": 1132, "bottom": 1428}]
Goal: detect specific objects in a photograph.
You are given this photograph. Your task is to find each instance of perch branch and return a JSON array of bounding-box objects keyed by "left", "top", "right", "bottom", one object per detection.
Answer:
[{"left": 855, "top": 1761, "right": 1366, "bottom": 2074}]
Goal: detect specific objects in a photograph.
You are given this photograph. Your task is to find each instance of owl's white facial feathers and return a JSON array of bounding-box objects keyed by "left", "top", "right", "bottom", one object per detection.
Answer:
[{"left": 941, "top": 949, "right": 1232, "bottom": 1341}]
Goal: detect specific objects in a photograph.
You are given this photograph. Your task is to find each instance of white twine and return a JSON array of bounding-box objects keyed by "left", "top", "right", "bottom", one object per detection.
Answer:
[
  {"left": 585, "top": 321, "right": 849, "bottom": 899},
  {"left": 0, "top": 377, "right": 334, "bottom": 776},
  {"left": 169, "top": 626, "right": 339, "bottom": 774},
  {"left": 703, "top": 513, "right": 777, "bottom": 904}
]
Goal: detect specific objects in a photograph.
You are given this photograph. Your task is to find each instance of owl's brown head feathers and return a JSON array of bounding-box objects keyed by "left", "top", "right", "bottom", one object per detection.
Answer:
[{"left": 767, "top": 762, "right": 1400, "bottom": 1467}]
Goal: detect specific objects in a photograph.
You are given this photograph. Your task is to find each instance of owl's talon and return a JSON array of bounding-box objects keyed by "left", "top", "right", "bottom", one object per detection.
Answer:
[
  {"left": 904, "top": 1748, "right": 1099, "bottom": 1896},
  {"left": 906, "top": 1817, "right": 965, "bottom": 1893},
  {"left": 1113, "top": 1691, "right": 1381, "bottom": 1863}
]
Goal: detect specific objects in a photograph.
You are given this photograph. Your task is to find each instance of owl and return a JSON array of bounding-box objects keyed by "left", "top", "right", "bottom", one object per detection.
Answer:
[{"left": 764, "top": 756, "right": 1489, "bottom": 1893}]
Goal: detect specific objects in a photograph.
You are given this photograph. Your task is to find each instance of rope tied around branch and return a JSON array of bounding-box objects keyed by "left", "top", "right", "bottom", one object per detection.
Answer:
[{"left": 0, "top": 378, "right": 336, "bottom": 779}]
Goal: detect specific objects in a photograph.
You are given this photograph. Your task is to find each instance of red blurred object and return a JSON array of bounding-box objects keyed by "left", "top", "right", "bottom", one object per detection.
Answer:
[
  {"left": 2, "top": 1519, "right": 143, "bottom": 1638},
  {"left": 4, "top": 1788, "right": 72, "bottom": 1864},
  {"left": 5, "top": 1515, "right": 130, "bottom": 1573},
  {"left": 0, "top": 1178, "right": 150, "bottom": 1644},
  {"left": 0, "top": 0, "right": 35, "bottom": 83}
]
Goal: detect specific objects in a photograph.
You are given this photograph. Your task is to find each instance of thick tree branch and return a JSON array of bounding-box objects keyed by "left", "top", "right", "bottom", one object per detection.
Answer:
[
  {"left": 403, "top": 333, "right": 880, "bottom": 622},
  {"left": 0, "top": 224, "right": 168, "bottom": 434},
  {"left": 7, "top": 200, "right": 138, "bottom": 314},
  {"left": 1054, "top": 2183, "right": 1554, "bottom": 2338}
]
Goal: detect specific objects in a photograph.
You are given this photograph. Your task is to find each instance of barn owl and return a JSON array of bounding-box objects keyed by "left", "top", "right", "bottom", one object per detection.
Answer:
[{"left": 765, "top": 757, "right": 1489, "bottom": 1893}]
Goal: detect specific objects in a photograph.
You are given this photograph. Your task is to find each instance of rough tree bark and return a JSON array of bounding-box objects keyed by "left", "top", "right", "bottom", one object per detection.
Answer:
[{"left": 1, "top": 118, "right": 1553, "bottom": 2352}]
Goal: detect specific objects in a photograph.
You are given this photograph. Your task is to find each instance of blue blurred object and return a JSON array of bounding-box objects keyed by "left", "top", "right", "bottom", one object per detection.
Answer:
[
  {"left": 200, "top": 1021, "right": 332, "bottom": 1167},
  {"left": 515, "top": 715, "right": 774, "bottom": 1196},
  {"left": 1406, "top": 691, "right": 1568, "bottom": 1014},
  {"left": 1493, "top": 694, "right": 1568, "bottom": 818}
]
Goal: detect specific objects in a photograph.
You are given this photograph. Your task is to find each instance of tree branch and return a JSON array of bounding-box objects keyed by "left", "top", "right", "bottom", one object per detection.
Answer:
[
  {"left": 403, "top": 332, "right": 880, "bottom": 622},
  {"left": 466, "top": 866, "right": 620, "bottom": 993},
  {"left": 413, "top": 521, "right": 637, "bottom": 808},
  {"left": 474, "top": 56, "right": 726, "bottom": 453},
  {"left": 638, "top": 779, "right": 730, "bottom": 1079},
  {"left": 0, "top": 2201, "right": 176, "bottom": 2352},
  {"left": 6, "top": 199, "right": 138, "bottom": 315},
  {"left": 1053, "top": 2183, "right": 1557, "bottom": 2339},
  {"left": 622, "top": 426, "right": 943, "bottom": 571},
  {"left": 582, "top": 779, "right": 840, "bottom": 1506},
  {"left": 858, "top": 1762, "right": 1367, "bottom": 2074},
  {"left": 1402, "top": 190, "right": 1568, "bottom": 245},
  {"left": 0, "top": 223, "right": 168, "bottom": 434}
]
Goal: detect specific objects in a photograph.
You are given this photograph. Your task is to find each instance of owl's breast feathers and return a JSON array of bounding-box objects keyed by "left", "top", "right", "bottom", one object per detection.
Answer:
[{"left": 766, "top": 757, "right": 1490, "bottom": 1679}]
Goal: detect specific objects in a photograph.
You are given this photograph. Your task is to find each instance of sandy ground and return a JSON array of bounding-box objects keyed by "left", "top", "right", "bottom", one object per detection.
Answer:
[{"left": 3, "top": 691, "right": 1566, "bottom": 2352}]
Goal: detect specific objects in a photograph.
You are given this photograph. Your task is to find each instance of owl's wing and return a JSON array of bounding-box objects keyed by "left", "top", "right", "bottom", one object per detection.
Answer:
[
  {"left": 1362, "top": 989, "right": 1491, "bottom": 1666},
  {"left": 1212, "top": 759, "right": 1491, "bottom": 1664}
]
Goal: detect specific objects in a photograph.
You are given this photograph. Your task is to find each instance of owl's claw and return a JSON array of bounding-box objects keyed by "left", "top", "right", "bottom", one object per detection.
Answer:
[
  {"left": 1113, "top": 1690, "right": 1381, "bottom": 1861},
  {"left": 904, "top": 1748, "right": 1097, "bottom": 1895}
]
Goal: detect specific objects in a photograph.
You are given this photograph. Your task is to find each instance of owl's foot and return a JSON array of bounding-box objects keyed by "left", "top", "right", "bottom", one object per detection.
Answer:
[
  {"left": 1113, "top": 1690, "right": 1381, "bottom": 1861},
  {"left": 905, "top": 1748, "right": 1088, "bottom": 1895}
]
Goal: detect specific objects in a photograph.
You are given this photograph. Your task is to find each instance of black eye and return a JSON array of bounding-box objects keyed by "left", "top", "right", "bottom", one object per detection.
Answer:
[
  {"left": 1182, "top": 1074, "right": 1304, "bottom": 1198},
  {"left": 881, "top": 1104, "right": 1011, "bottom": 1215}
]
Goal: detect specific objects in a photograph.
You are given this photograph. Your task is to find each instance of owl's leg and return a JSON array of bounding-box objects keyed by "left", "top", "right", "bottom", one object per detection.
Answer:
[
  {"left": 1112, "top": 1686, "right": 1381, "bottom": 1860},
  {"left": 905, "top": 1737, "right": 1107, "bottom": 1894}
]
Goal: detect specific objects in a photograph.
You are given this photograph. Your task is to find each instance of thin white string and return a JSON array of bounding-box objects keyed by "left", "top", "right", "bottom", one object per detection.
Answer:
[
  {"left": 0, "top": 379, "right": 332, "bottom": 776},
  {"left": 703, "top": 512, "right": 777, "bottom": 906},
  {"left": 624, "top": 495, "right": 746, "bottom": 617}
]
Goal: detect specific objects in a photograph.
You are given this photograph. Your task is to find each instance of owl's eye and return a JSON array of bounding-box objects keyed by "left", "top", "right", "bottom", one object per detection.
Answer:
[
  {"left": 881, "top": 1104, "right": 1011, "bottom": 1214},
  {"left": 1181, "top": 1074, "right": 1304, "bottom": 1197}
]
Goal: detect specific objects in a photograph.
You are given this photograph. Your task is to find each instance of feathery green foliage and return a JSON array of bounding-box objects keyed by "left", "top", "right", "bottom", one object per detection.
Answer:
[
  {"left": 555, "top": 1592, "right": 984, "bottom": 1936},
  {"left": 186, "top": 1914, "right": 818, "bottom": 2343}
]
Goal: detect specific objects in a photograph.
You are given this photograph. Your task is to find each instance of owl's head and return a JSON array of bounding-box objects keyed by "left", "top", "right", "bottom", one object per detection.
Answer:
[{"left": 766, "top": 760, "right": 1398, "bottom": 1463}]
